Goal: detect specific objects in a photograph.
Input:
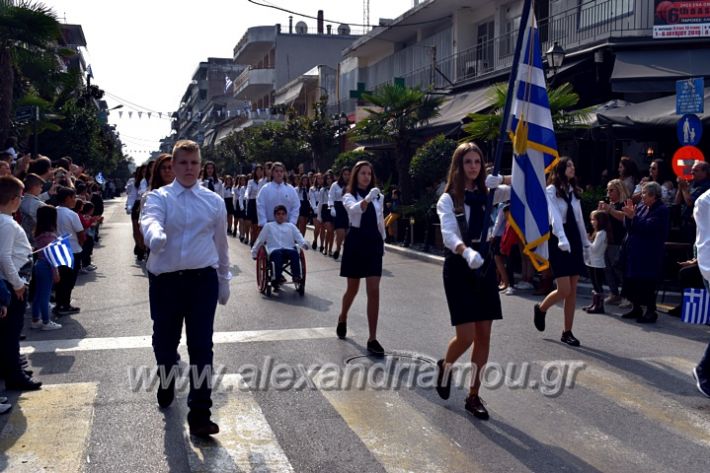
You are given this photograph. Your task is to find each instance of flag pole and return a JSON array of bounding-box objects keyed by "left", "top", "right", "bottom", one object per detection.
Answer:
[{"left": 478, "top": 0, "right": 534, "bottom": 260}]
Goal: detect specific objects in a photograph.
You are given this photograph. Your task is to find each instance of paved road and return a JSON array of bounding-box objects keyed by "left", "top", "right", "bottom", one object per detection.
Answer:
[{"left": 1, "top": 198, "right": 709, "bottom": 473}]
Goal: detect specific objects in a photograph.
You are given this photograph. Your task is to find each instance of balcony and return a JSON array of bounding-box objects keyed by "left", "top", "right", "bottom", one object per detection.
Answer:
[
  {"left": 375, "top": 0, "right": 655, "bottom": 91},
  {"left": 233, "top": 26, "right": 277, "bottom": 64},
  {"left": 233, "top": 66, "right": 276, "bottom": 100}
]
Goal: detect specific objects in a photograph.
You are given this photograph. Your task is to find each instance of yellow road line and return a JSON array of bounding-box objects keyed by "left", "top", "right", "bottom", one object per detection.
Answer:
[{"left": 0, "top": 382, "right": 98, "bottom": 473}]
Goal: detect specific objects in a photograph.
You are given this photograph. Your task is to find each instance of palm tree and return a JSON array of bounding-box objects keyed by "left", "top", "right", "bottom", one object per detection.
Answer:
[
  {"left": 0, "top": 1, "right": 60, "bottom": 144},
  {"left": 352, "top": 83, "right": 444, "bottom": 203},
  {"left": 463, "top": 82, "right": 592, "bottom": 144}
]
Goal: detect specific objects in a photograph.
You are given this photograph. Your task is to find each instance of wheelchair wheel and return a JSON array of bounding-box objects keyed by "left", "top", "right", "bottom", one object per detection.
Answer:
[
  {"left": 256, "top": 246, "right": 268, "bottom": 294},
  {"left": 297, "top": 248, "right": 307, "bottom": 296}
]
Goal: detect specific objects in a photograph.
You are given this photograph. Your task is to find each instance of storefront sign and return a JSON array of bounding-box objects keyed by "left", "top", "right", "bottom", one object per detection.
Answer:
[
  {"left": 677, "top": 114, "right": 703, "bottom": 145},
  {"left": 672, "top": 145, "right": 705, "bottom": 179},
  {"left": 654, "top": 1, "right": 710, "bottom": 38}
]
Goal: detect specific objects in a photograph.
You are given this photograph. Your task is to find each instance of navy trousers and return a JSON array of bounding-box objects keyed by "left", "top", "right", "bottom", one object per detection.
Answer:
[
  {"left": 0, "top": 280, "right": 27, "bottom": 379},
  {"left": 270, "top": 249, "right": 301, "bottom": 280},
  {"left": 148, "top": 267, "right": 218, "bottom": 418}
]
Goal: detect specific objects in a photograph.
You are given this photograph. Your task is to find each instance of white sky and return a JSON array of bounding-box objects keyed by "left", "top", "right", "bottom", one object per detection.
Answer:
[{"left": 45, "top": 0, "right": 414, "bottom": 164}]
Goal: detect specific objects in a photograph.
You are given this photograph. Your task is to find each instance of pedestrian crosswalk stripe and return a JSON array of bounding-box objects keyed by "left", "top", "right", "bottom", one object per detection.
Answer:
[
  {"left": 20, "top": 326, "right": 339, "bottom": 355},
  {"left": 313, "top": 373, "right": 476, "bottom": 473},
  {"left": 574, "top": 364, "right": 710, "bottom": 447},
  {"left": 185, "top": 374, "right": 295, "bottom": 472},
  {"left": 0, "top": 382, "right": 97, "bottom": 473}
]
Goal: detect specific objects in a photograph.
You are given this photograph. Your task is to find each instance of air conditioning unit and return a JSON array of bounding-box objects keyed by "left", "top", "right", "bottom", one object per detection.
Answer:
[{"left": 295, "top": 21, "right": 308, "bottom": 34}]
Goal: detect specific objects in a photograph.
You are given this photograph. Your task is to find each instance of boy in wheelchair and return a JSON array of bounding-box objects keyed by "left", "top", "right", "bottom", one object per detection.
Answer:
[{"left": 251, "top": 205, "right": 309, "bottom": 290}]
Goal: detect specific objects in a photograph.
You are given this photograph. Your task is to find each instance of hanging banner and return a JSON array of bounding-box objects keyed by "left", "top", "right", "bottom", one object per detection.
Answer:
[{"left": 654, "top": 1, "right": 710, "bottom": 38}]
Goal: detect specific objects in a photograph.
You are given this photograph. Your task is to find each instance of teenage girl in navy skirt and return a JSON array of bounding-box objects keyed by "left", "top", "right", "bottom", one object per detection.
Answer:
[
  {"left": 435, "top": 142, "right": 511, "bottom": 420},
  {"left": 233, "top": 175, "right": 247, "bottom": 241},
  {"left": 329, "top": 167, "right": 351, "bottom": 260},
  {"left": 245, "top": 165, "right": 265, "bottom": 246},
  {"left": 296, "top": 174, "right": 311, "bottom": 236},
  {"left": 222, "top": 175, "right": 235, "bottom": 236},
  {"left": 321, "top": 172, "right": 335, "bottom": 255},
  {"left": 335, "top": 161, "right": 387, "bottom": 356},
  {"left": 533, "top": 157, "right": 590, "bottom": 347},
  {"left": 310, "top": 173, "right": 323, "bottom": 249}
]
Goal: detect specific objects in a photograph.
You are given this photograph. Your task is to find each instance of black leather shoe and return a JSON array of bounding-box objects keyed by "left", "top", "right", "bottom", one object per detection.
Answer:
[
  {"left": 332, "top": 250, "right": 340, "bottom": 260},
  {"left": 561, "top": 331, "right": 580, "bottom": 346},
  {"left": 668, "top": 305, "right": 682, "bottom": 318},
  {"left": 621, "top": 308, "right": 642, "bottom": 319},
  {"left": 312, "top": 241, "right": 317, "bottom": 250},
  {"left": 23, "top": 369, "right": 33, "bottom": 377},
  {"left": 367, "top": 339, "right": 385, "bottom": 357},
  {"left": 534, "top": 304, "right": 546, "bottom": 332},
  {"left": 157, "top": 380, "right": 175, "bottom": 408},
  {"left": 636, "top": 311, "right": 658, "bottom": 324},
  {"left": 5, "top": 376, "right": 42, "bottom": 391},
  {"left": 464, "top": 395, "right": 489, "bottom": 420},
  {"left": 189, "top": 419, "right": 220, "bottom": 437},
  {"left": 336, "top": 321, "right": 347, "bottom": 339},
  {"left": 436, "top": 359, "right": 452, "bottom": 400},
  {"left": 692, "top": 367, "right": 710, "bottom": 398}
]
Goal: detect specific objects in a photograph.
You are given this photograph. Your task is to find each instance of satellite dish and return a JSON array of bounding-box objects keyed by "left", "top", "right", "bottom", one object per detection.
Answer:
[
  {"left": 337, "top": 24, "right": 351, "bottom": 35},
  {"left": 295, "top": 21, "right": 308, "bottom": 34}
]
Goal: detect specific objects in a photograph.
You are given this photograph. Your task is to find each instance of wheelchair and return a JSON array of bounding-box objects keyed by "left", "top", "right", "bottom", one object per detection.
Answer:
[{"left": 255, "top": 246, "right": 306, "bottom": 297}]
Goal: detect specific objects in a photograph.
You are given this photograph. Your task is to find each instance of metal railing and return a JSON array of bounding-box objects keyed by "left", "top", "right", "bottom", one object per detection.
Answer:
[
  {"left": 233, "top": 65, "right": 276, "bottom": 95},
  {"left": 377, "top": 0, "right": 654, "bottom": 90}
]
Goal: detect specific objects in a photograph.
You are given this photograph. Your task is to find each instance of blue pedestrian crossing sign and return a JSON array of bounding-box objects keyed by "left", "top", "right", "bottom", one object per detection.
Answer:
[
  {"left": 677, "top": 114, "right": 703, "bottom": 146},
  {"left": 676, "top": 78, "right": 704, "bottom": 114}
]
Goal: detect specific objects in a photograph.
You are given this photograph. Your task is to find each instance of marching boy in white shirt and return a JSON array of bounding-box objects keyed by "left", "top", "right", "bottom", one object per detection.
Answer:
[{"left": 251, "top": 205, "right": 309, "bottom": 290}]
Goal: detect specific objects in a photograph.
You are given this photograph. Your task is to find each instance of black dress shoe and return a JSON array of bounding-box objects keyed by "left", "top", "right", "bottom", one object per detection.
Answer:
[
  {"left": 636, "top": 311, "right": 658, "bottom": 324},
  {"left": 367, "top": 339, "right": 385, "bottom": 357},
  {"left": 312, "top": 241, "right": 317, "bottom": 250},
  {"left": 560, "top": 331, "right": 581, "bottom": 347},
  {"left": 319, "top": 245, "right": 324, "bottom": 253},
  {"left": 5, "top": 376, "right": 42, "bottom": 391},
  {"left": 336, "top": 321, "right": 347, "bottom": 339},
  {"left": 332, "top": 250, "right": 340, "bottom": 260},
  {"left": 157, "top": 380, "right": 175, "bottom": 408},
  {"left": 23, "top": 369, "right": 33, "bottom": 377},
  {"left": 534, "top": 304, "right": 546, "bottom": 332},
  {"left": 464, "top": 395, "right": 489, "bottom": 420},
  {"left": 436, "top": 359, "right": 452, "bottom": 400},
  {"left": 621, "top": 308, "right": 642, "bottom": 319},
  {"left": 189, "top": 419, "right": 220, "bottom": 437}
]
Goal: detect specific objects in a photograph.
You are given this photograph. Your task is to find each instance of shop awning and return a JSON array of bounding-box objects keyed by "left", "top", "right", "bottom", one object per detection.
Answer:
[
  {"left": 426, "top": 85, "right": 497, "bottom": 128},
  {"left": 596, "top": 88, "right": 710, "bottom": 128},
  {"left": 274, "top": 82, "right": 305, "bottom": 106},
  {"left": 611, "top": 49, "right": 710, "bottom": 93}
]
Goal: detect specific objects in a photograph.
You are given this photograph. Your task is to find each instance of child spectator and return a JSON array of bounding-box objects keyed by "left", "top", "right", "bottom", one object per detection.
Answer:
[
  {"left": 54, "top": 186, "right": 84, "bottom": 316},
  {"left": 584, "top": 210, "right": 610, "bottom": 314},
  {"left": 31, "top": 206, "right": 62, "bottom": 330},
  {"left": 19, "top": 173, "right": 47, "bottom": 245},
  {"left": 251, "top": 205, "right": 309, "bottom": 290},
  {"left": 79, "top": 201, "right": 100, "bottom": 272}
]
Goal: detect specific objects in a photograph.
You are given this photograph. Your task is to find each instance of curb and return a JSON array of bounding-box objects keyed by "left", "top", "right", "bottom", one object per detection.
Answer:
[{"left": 385, "top": 243, "right": 444, "bottom": 265}]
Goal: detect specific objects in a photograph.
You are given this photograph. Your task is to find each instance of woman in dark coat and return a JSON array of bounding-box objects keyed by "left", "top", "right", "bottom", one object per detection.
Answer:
[{"left": 620, "top": 181, "right": 670, "bottom": 323}]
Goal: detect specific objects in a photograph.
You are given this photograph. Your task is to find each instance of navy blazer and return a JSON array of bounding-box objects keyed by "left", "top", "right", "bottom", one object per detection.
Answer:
[{"left": 624, "top": 200, "right": 670, "bottom": 279}]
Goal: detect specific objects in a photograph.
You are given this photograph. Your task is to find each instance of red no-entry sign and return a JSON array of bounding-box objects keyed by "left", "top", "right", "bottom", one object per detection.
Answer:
[{"left": 672, "top": 145, "right": 705, "bottom": 180}]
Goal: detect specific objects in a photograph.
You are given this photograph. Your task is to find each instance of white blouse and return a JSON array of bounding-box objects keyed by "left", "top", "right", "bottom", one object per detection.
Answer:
[
  {"left": 545, "top": 185, "right": 591, "bottom": 248},
  {"left": 328, "top": 182, "right": 345, "bottom": 207},
  {"left": 343, "top": 192, "right": 386, "bottom": 240}
]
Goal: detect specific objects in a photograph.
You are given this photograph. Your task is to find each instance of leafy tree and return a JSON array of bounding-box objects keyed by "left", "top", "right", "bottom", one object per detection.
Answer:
[
  {"left": 463, "top": 82, "right": 592, "bottom": 143},
  {"left": 0, "top": 0, "right": 62, "bottom": 144},
  {"left": 352, "top": 83, "right": 444, "bottom": 203},
  {"left": 285, "top": 95, "right": 343, "bottom": 171},
  {"left": 409, "top": 134, "right": 457, "bottom": 188}
]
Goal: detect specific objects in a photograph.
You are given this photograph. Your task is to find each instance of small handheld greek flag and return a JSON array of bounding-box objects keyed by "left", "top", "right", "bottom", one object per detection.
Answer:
[
  {"left": 95, "top": 172, "right": 106, "bottom": 185},
  {"left": 681, "top": 288, "right": 710, "bottom": 324},
  {"left": 42, "top": 234, "right": 74, "bottom": 269}
]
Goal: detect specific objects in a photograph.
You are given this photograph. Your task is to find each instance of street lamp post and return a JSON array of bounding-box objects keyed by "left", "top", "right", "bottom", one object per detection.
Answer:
[{"left": 545, "top": 42, "right": 566, "bottom": 84}]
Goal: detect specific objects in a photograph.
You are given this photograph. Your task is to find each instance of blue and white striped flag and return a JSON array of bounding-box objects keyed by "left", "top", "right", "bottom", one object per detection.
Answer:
[
  {"left": 506, "top": 13, "right": 558, "bottom": 271},
  {"left": 95, "top": 172, "right": 105, "bottom": 185},
  {"left": 42, "top": 234, "right": 74, "bottom": 269},
  {"left": 682, "top": 288, "right": 710, "bottom": 324}
]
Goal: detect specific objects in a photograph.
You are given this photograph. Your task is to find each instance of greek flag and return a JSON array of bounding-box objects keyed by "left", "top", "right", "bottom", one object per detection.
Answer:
[
  {"left": 681, "top": 288, "right": 710, "bottom": 324},
  {"left": 95, "top": 172, "right": 105, "bottom": 185},
  {"left": 42, "top": 234, "right": 74, "bottom": 269},
  {"left": 506, "top": 13, "right": 558, "bottom": 271}
]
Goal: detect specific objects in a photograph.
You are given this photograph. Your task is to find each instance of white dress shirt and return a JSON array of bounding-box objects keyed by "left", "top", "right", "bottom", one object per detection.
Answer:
[
  {"left": 318, "top": 187, "right": 329, "bottom": 208},
  {"left": 137, "top": 178, "right": 148, "bottom": 197},
  {"left": 0, "top": 213, "right": 33, "bottom": 289},
  {"left": 222, "top": 186, "right": 233, "bottom": 199},
  {"left": 587, "top": 230, "right": 607, "bottom": 268},
  {"left": 308, "top": 186, "right": 319, "bottom": 211},
  {"left": 57, "top": 205, "right": 84, "bottom": 253},
  {"left": 246, "top": 178, "right": 267, "bottom": 199},
  {"left": 125, "top": 178, "right": 137, "bottom": 211},
  {"left": 140, "top": 180, "right": 231, "bottom": 280},
  {"left": 256, "top": 181, "right": 299, "bottom": 226},
  {"left": 694, "top": 188, "right": 710, "bottom": 283},
  {"left": 233, "top": 185, "right": 247, "bottom": 211},
  {"left": 250, "top": 221, "right": 306, "bottom": 257},
  {"left": 201, "top": 178, "right": 224, "bottom": 197},
  {"left": 436, "top": 186, "right": 511, "bottom": 253},
  {"left": 328, "top": 182, "right": 345, "bottom": 207},
  {"left": 343, "top": 192, "right": 386, "bottom": 240},
  {"left": 546, "top": 185, "right": 591, "bottom": 247}
]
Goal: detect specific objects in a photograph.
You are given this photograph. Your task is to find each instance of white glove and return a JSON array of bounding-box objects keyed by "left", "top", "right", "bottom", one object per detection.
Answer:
[
  {"left": 365, "top": 187, "right": 381, "bottom": 203},
  {"left": 218, "top": 279, "right": 230, "bottom": 305},
  {"left": 462, "top": 247, "right": 484, "bottom": 269},
  {"left": 330, "top": 207, "right": 336, "bottom": 217},
  {"left": 485, "top": 174, "right": 504, "bottom": 189},
  {"left": 558, "top": 237, "right": 571, "bottom": 253},
  {"left": 151, "top": 232, "right": 167, "bottom": 253}
]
